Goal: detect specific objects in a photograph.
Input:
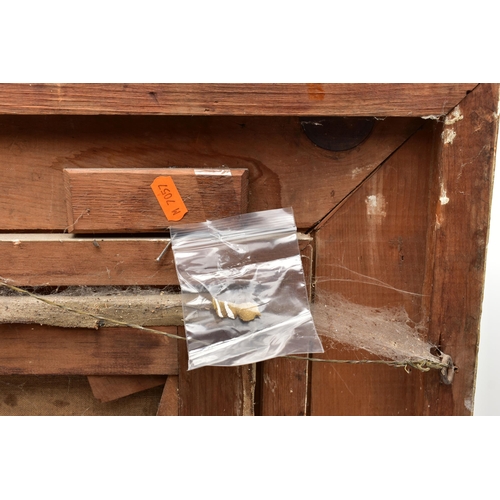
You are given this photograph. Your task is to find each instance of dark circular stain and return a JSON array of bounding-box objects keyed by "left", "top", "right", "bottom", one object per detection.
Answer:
[
  {"left": 300, "top": 116, "right": 375, "bottom": 151},
  {"left": 4, "top": 394, "right": 18, "bottom": 407}
]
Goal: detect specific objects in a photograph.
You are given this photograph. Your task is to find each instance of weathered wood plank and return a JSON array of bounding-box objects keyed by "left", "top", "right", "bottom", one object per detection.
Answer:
[
  {"left": 87, "top": 375, "right": 167, "bottom": 402},
  {"left": 310, "top": 124, "right": 435, "bottom": 415},
  {"left": 422, "top": 83, "right": 499, "bottom": 415},
  {"left": 0, "top": 235, "right": 178, "bottom": 286},
  {"left": 0, "top": 232, "right": 310, "bottom": 288},
  {"left": 0, "top": 292, "right": 183, "bottom": 328},
  {"left": 0, "top": 325, "right": 179, "bottom": 375},
  {"left": 64, "top": 167, "right": 248, "bottom": 233},
  {"left": 177, "top": 328, "right": 255, "bottom": 415},
  {"left": 0, "top": 115, "right": 422, "bottom": 231},
  {"left": 0, "top": 375, "right": 164, "bottom": 415},
  {"left": 0, "top": 84, "right": 476, "bottom": 116},
  {"left": 157, "top": 376, "right": 179, "bottom": 416}
]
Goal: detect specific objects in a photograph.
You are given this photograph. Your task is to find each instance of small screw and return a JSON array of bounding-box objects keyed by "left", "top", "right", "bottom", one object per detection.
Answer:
[{"left": 156, "top": 241, "right": 171, "bottom": 262}]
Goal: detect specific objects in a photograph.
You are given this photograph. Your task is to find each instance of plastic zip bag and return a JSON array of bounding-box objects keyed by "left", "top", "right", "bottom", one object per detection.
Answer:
[{"left": 170, "top": 207, "right": 324, "bottom": 370}]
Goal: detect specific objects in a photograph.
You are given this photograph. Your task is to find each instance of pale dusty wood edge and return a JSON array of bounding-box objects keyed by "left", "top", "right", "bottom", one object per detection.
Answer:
[
  {"left": 242, "top": 364, "right": 256, "bottom": 416},
  {"left": 0, "top": 294, "right": 184, "bottom": 328},
  {"left": 0, "top": 83, "right": 478, "bottom": 116},
  {"left": 63, "top": 169, "right": 76, "bottom": 232},
  {"left": 157, "top": 376, "right": 179, "bottom": 416},
  {"left": 88, "top": 375, "right": 168, "bottom": 402}
]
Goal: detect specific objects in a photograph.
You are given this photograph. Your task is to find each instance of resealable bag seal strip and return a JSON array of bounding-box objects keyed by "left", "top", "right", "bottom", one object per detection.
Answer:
[{"left": 170, "top": 207, "right": 324, "bottom": 370}]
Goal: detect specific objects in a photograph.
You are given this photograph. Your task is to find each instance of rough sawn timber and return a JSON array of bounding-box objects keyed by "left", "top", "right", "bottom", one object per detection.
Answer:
[
  {"left": 0, "top": 83, "right": 476, "bottom": 116},
  {"left": 422, "top": 83, "right": 499, "bottom": 415}
]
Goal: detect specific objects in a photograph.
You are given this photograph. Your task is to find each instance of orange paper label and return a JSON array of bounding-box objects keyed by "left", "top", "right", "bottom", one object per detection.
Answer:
[{"left": 150, "top": 176, "right": 188, "bottom": 222}]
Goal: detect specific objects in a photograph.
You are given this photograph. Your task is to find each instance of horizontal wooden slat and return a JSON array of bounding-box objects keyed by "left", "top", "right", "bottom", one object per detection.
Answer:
[
  {"left": 0, "top": 84, "right": 476, "bottom": 116},
  {"left": 0, "top": 325, "right": 179, "bottom": 375},
  {"left": 0, "top": 234, "right": 177, "bottom": 286},
  {"left": 0, "top": 232, "right": 311, "bottom": 287},
  {"left": 0, "top": 293, "right": 183, "bottom": 328},
  {"left": 64, "top": 167, "right": 248, "bottom": 233}
]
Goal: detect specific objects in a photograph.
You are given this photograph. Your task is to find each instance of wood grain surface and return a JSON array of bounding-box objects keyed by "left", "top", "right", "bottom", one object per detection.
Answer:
[
  {"left": 64, "top": 167, "right": 248, "bottom": 232},
  {"left": 0, "top": 235, "right": 178, "bottom": 286},
  {"left": 0, "top": 83, "right": 497, "bottom": 416},
  {"left": 156, "top": 376, "right": 179, "bottom": 416},
  {"left": 0, "top": 325, "right": 179, "bottom": 375},
  {"left": 177, "top": 328, "right": 255, "bottom": 415},
  {"left": 0, "top": 83, "right": 476, "bottom": 116},
  {"left": 310, "top": 123, "right": 435, "bottom": 415},
  {"left": 0, "top": 375, "right": 164, "bottom": 416},
  {"left": 258, "top": 237, "right": 313, "bottom": 416},
  {"left": 422, "top": 83, "right": 499, "bottom": 415},
  {"left": 0, "top": 115, "right": 421, "bottom": 231},
  {"left": 87, "top": 375, "right": 167, "bottom": 402}
]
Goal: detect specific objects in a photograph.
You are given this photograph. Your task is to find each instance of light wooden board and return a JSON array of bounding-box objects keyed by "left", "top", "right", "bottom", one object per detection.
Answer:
[
  {"left": 64, "top": 167, "right": 248, "bottom": 232},
  {"left": 0, "top": 83, "right": 476, "bottom": 116},
  {"left": 0, "top": 292, "right": 183, "bottom": 328},
  {"left": 0, "top": 325, "right": 179, "bottom": 376},
  {"left": 0, "top": 115, "right": 422, "bottom": 231}
]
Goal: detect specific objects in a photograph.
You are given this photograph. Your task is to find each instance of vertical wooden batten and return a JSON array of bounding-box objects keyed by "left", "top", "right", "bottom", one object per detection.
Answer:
[{"left": 423, "top": 83, "right": 500, "bottom": 415}]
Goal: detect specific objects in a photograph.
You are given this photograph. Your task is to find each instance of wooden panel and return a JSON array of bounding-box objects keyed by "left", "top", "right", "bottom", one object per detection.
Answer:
[
  {"left": 178, "top": 328, "right": 255, "bottom": 416},
  {"left": 0, "top": 375, "right": 163, "bottom": 416},
  {"left": 64, "top": 167, "right": 248, "bottom": 233},
  {"left": 157, "top": 376, "right": 179, "bottom": 416},
  {"left": 0, "top": 325, "right": 178, "bottom": 375},
  {"left": 87, "top": 375, "right": 167, "bottom": 402},
  {"left": 422, "top": 83, "right": 499, "bottom": 415},
  {"left": 0, "top": 235, "right": 178, "bottom": 286},
  {"left": 0, "top": 84, "right": 475, "bottom": 116},
  {"left": 310, "top": 124, "right": 435, "bottom": 415},
  {"left": 259, "top": 237, "right": 313, "bottom": 416},
  {"left": 0, "top": 115, "right": 422, "bottom": 231}
]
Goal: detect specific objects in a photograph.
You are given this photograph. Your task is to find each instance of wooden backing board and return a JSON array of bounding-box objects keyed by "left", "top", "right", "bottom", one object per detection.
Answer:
[
  {"left": 64, "top": 167, "right": 248, "bottom": 233},
  {"left": 310, "top": 123, "right": 435, "bottom": 415},
  {"left": 0, "top": 115, "right": 422, "bottom": 231},
  {"left": 0, "top": 83, "right": 476, "bottom": 116},
  {"left": 0, "top": 234, "right": 178, "bottom": 286},
  {"left": 0, "top": 325, "right": 179, "bottom": 376}
]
